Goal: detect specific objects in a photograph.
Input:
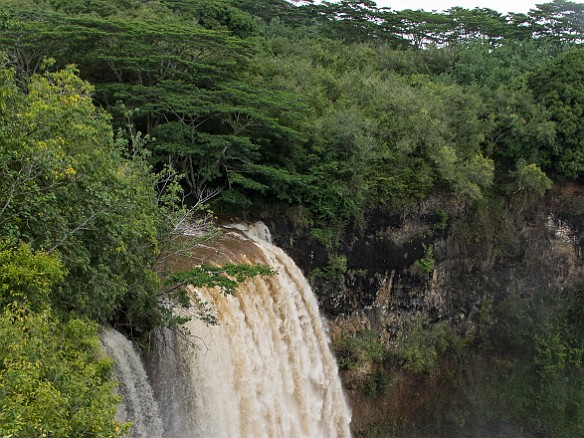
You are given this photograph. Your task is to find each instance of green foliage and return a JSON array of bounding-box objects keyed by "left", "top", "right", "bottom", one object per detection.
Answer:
[
  {"left": 529, "top": 1, "right": 584, "bottom": 45},
  {"left": 307, "top": 0, "right": 406, "bottom": 45},
  {"left": 161, "top": 264, "right": 276, "bottom": 327},
  {"left": 363, "top": 371, "right": 391, "bottom": 399},
  {"left": 0, "top": 66, "right": 160, "bottom": 435},
  {"left": 373, "top": 286, "right": 584, "bottom": 436},
  {"left": 1, "top": 2, "right": 584, "bottom": 436},
  {"left": 252, "top": 38, "right": 498, "bottom": 227},
  {"left": 0, "top": 241, "right": 64, "bottom": 311},
  {"left": 5, "top": 0, "right": 579, "bottom": 238},
  {"left": 486, "top": 82, "right": 558, "bottom": 168},
  {"left": 336, "top": 330, "right": 385, "bottom": 370},
  {"left": 0, "top": 61, "right": 269, "bottom": 435},
  {"left": 444, "top": 40, "right": 556, "bottom": 89},
  {"left": 512, "top": 159, "right": 553, "bottom": 197},
  {"left": 49, "top": 0, "right": 135, "bottom": 16},
  {"left": 159, "top": 0, "right": 259, "bottom": 37},
  {"left": 0, "top": 2, "right": 277, "bottom": 206},
  {"left": 413, "top": 243, "right": 435, "bottom": 277},
  {"left": 310, "top": 253, "right": 347, "bottom": 285},
  {"left": 0, "top": 65, "right": 161, "bottom": 324},
  {"left": 0, "top": 306, "right": 127, "bottom": 437},
  {"left": 529, "top": 48, "right": 584, "bottom": 178},
  {"left": 434, "top": 209, "right": 449, "bottom": 231},
  {"left": 301, "top": 1, "right": 584, "bottom": 48},
  {"left": 235, "top": 0, "right": 312, "bottom": 29},
  {"left": 401, "top": 320, "right": 464, "bottom": 375},
  {"left": 464, "top": 289, "right": 584, "bottom": 437},
  {"left": 165, "top": 264, "right": 276, "bottom": 296},
  {"left": 361, "top": 421, "right": 407, "bottom": 438}
]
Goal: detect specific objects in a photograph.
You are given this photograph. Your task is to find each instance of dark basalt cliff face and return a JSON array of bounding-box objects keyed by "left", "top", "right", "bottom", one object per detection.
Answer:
[{"left": 267, "top": 184, "right": 584, "bottom": 344}]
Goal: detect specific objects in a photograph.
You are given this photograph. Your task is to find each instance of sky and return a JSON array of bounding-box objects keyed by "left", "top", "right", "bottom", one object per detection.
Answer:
[{"left": 374, "top": 0, "right": 545, "bottom": 14}]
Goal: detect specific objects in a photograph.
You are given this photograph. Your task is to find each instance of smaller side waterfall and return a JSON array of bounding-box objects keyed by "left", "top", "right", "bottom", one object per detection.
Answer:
[
  {"left": 147, "top": 327, "right": 196, "bottom": 438},
  {"left": 100, "top": 327, "right": 163, "bottom": 438}
]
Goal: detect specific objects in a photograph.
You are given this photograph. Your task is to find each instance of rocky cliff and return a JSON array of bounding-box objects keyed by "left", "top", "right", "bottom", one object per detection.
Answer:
[
  {"left": 265, "top": 184, "right": 584, "bottom": 436},
  {"left": 269, "top": 185, "right": 584, "bottom": 344}
]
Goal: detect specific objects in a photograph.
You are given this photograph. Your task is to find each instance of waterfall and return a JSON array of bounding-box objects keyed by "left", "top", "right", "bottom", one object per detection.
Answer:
[
  {"left": 149, "top": 223, "right": 352, "bottom": 437},
  {"left": 101, "top": 223, "right": 351, "bottom": 437},
  {"left": 100, "top": 327, "right": 163, "bottom": 438}
]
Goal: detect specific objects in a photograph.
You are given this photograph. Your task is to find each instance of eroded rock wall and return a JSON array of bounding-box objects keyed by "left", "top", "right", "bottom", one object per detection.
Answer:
[{"left": 268, "top": 185, "right": 584, "bottom": 346}]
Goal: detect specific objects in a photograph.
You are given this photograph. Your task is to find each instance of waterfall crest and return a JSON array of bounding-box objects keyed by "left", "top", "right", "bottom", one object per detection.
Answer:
[{"left": 149, "top": 223, "right": 352, "bottom": 437}]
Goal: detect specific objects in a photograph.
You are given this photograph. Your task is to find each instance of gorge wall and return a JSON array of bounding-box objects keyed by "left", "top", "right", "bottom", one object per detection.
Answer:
[
  {"left": 264, "top": 184, "right": 584, "bottom": 435},
  {"left": 268, "top": 185, "right": 584, "bottom": 342}
]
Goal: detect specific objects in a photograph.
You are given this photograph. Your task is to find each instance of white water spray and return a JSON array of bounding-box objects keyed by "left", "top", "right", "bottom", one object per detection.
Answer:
[{"left": 149, "top": 223, "right": 352, "bottom": 437}]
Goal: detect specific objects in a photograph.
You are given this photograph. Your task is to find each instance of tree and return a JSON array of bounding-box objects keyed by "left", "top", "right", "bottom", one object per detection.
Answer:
[
  {"left": 444, "top": 7, "right": 509, "bottom": 43},
  {"left": 0, "top": 240, "right": 125, "bottom": 437},
  {"left": 236, "top": 0, "right": 313, "bottom": 28},
  {"left": 529, "top": 0, "right": 584, "bottom": 44},
  {"left": 307, "top": 0, "right": 407, "bottom": 45},
  {"left": 394, "top": 9, "right": 453, "bottom": 48},
  {"left": 0, "top": 64, "right": 161, "bottom": 324},
  {"left": 0, "top": 309, "right": 126, "bottom": 437},
  {"left": 157, "top": 0, "right": 259, "bottom": 38},
  {"left": 0, "top": 2, "right": 311, "bottom": 212},
  {"left": 529, "top": 48, "right": 584, "bottom": 178},
  {"left": 512, "top": 159, "right": 553, "bottom": 197}
]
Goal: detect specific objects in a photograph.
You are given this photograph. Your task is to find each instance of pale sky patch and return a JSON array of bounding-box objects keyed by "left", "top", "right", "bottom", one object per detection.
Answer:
[{"left": 374, "top": 0, "right": 548, "bottom": 14}]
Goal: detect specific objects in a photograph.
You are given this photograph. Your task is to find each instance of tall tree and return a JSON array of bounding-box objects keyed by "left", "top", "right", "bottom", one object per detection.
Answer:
[
  {"left": 529, "top": 0, "right": 584, "bottom": 44},
  {"left": 0, "top": 65, "right": 161, "bottom": 324}
]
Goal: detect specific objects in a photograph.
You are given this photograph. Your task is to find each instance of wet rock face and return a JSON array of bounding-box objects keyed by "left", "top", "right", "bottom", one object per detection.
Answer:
[
  {"left": 267, "top": 188, "right": 584, "bottom": 341},
  {"left": 268, "top": 207, "right": 438, "bottom": 316}
]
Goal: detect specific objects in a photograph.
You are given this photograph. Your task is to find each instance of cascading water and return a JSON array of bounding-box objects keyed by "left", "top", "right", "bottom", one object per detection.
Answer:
[
  {"left": 148, "top": 223, "right": 352, "bottom": 437},
  {"left": 100, "top": 327, "right": 163, "bottom": 438},
  {"left": 101, "top": 223, "right": 351, "bottom": 437}
]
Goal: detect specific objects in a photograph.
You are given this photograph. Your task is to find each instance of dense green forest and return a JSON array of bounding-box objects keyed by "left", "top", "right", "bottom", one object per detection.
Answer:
[{"left": 1, "top": 0, "right": 584, "bottom": 436}]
